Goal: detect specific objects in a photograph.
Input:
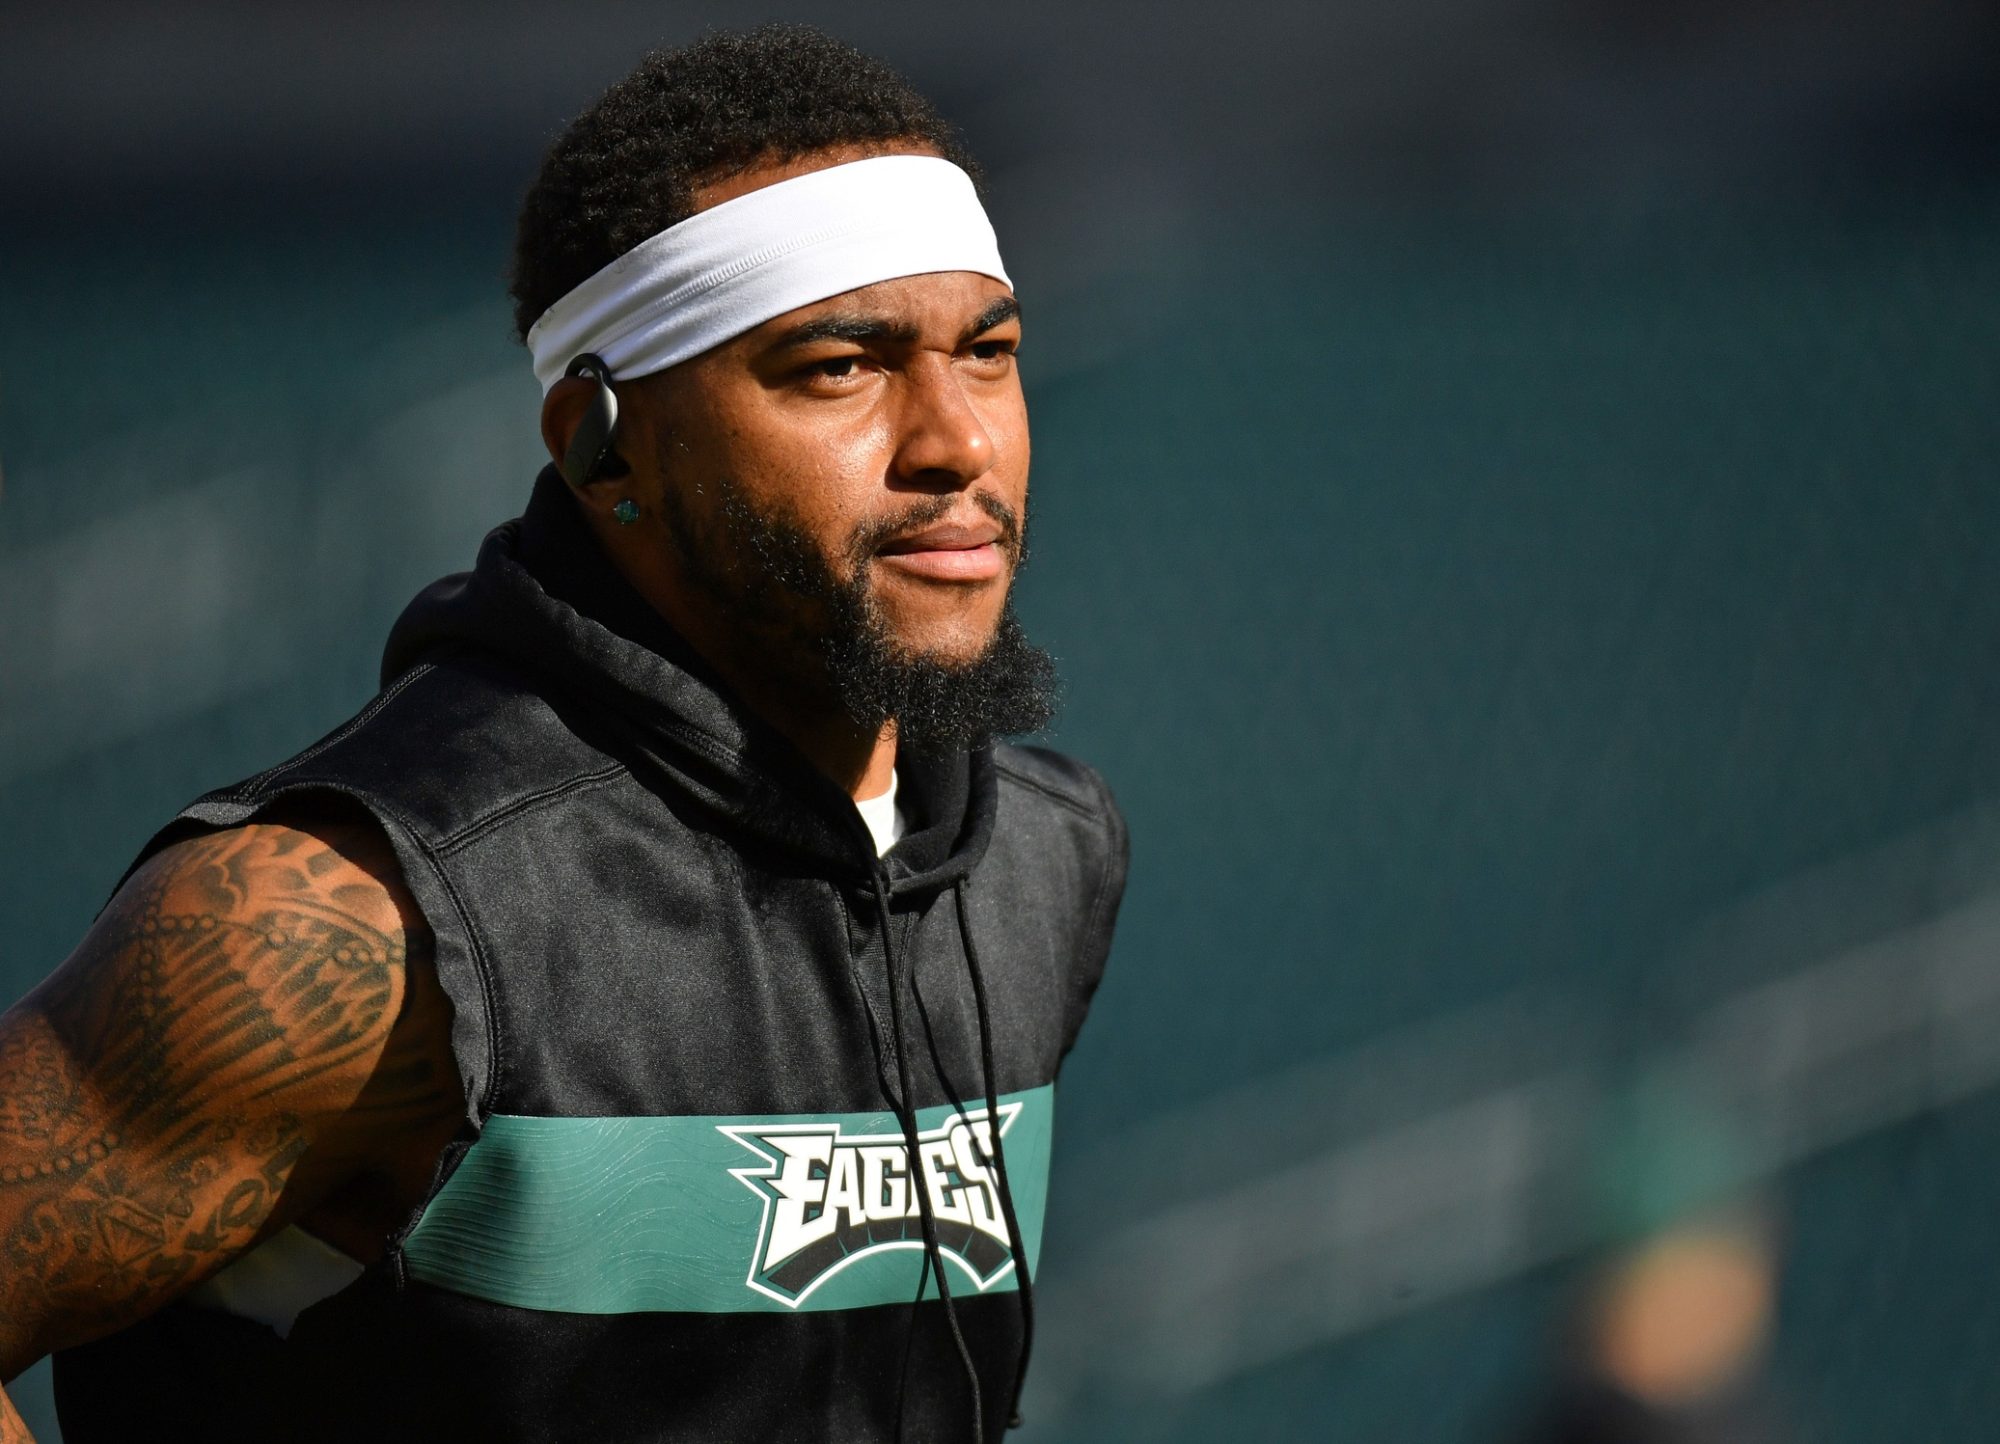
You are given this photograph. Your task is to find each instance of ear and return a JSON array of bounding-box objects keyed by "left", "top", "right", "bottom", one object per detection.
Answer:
[{"left": 540, "top": 375, "right": 602, "bottom": 477}]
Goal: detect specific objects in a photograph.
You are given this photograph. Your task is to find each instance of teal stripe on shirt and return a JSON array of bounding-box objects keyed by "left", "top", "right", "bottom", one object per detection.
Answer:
[{"left": 401, "top": 1085, "right": 1052, "bottom": 1315}]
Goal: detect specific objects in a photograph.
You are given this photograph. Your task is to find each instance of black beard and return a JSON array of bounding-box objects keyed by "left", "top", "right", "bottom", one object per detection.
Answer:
[{"left": 655, "top": 473, "right": 1059, "bottom": 752}]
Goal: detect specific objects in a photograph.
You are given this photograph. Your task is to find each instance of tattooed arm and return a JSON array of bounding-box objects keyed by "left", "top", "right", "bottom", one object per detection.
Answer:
[{"left": 0, "top": 813, "right": 462, "bottom": 1432}]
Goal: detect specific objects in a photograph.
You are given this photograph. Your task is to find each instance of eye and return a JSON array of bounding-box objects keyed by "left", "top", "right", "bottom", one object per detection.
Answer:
[
  {"left": 968, "top": 339, "right": 1016, "bottom": 363},
  {"left": 792, "top": 353, "right": 869, "bottom": 393}
]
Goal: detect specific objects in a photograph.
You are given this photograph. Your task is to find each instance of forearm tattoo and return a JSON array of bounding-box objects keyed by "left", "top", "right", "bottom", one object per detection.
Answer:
[{"left": 0, "top": 821, "right": 444, "bottom": 1369}]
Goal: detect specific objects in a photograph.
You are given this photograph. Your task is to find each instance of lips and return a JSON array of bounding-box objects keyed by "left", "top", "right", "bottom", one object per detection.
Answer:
[
  {"left": 878, "top": 521, "right": 1002, "bottom": 554},
  {"left": 875, "top": 519, "right": 1007, "bottom": 582}
]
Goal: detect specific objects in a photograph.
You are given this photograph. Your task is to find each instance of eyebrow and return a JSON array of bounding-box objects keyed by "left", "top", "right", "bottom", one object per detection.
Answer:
[
  {"left": 769, "top": 314, "right": 920, "bottom": 349},
  {"left": 958, "top": 295, "right": 1022, "bottom": 346},
  {"left": 763, "top": 294, "right": 1022, "bottom": 353}
]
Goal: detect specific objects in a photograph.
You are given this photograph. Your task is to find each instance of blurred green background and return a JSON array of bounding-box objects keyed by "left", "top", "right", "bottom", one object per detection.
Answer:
[{"left": 5, "top": 3, "right": 1999, "bottom": 1439}]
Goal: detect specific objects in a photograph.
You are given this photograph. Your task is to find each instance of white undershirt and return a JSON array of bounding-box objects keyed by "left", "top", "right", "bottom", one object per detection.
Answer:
[
  {"left": 183, "top": 1224, "right": 364, "bottom": 1338},
  {"left": 855, "top": 768, "right": 907, "bottom": 856}
]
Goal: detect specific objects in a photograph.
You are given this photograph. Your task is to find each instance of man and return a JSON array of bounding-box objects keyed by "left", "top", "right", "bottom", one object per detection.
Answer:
[{"left": 0, "top": 26, "right": 1127, "bottom": 1443}]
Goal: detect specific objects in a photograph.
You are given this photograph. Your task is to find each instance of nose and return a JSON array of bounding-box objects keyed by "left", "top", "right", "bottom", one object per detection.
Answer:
[{"left": 888, "top": 357, "right": 996, "bottom": 490}]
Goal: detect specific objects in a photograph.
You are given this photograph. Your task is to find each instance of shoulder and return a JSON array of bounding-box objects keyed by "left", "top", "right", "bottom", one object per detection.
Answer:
[
  {"left": 992, "top": 744, "right": 1136, "bottom": 876},
  {"left": 131, "top": 806, "right": 416, "bottom": 941},
  {"left": 186, "top": 655, "right": 627, "bottom": 850},
  {"left": 993, "top": 742, "right": 1123, "bottom": 828},
  {"left": 987, "top": 742, "right": 1130, "bottom": 921},
  {"left": 103, "top": 807, "right": 425, "bottom": 1070},
  {"left": 86, "top": 802, "right": 458, "bottom": 1182}
]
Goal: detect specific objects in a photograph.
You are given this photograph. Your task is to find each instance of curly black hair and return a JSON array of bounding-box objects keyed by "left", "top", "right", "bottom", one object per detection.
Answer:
[{"left": 509, "top": 25, "right": 981, "bottom": 342}]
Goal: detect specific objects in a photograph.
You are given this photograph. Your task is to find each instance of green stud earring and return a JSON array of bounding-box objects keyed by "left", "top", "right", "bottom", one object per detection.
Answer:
[{"left": 612, "top": 498, "right": 640, "bottom": 526}]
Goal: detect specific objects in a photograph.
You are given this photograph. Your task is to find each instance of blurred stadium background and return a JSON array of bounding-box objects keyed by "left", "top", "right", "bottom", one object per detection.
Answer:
[{"left": 4, "top": 2, "right": 1999, "bottom": 1438}]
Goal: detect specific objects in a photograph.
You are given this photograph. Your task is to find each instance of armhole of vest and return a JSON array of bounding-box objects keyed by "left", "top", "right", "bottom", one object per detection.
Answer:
[{"left": 127, "top": 784, "right": 503, "bottom": 1242}]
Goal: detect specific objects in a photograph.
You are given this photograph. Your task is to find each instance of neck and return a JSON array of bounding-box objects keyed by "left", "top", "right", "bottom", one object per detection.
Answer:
[
  {"left": 717, "top": 660, "right": 900, "bottom": 803},
  {"left": 586, "top": 506, "right": 898, "bottom": 802}
]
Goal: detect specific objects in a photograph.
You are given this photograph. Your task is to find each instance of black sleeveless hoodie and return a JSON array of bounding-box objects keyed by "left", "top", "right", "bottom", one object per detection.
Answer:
[{"left": 52, "top": 470, "right": 1128, "bottom": 1443}]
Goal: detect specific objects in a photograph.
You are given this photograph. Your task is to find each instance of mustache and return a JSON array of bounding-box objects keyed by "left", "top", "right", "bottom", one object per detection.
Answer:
[{"left": 845, "top": 490, "right": 1024, "bottom": 569}]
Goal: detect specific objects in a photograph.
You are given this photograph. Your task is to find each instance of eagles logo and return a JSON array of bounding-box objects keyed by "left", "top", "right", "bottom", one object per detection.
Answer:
[{"left": 721, "top": 1103, "right": 1024, "bottom": 1307}]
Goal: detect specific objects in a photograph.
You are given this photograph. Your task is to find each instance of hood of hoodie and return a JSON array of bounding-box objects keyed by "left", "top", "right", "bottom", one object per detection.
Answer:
[{"left": 381, "top": 466, "right": 996, "bottom": 899}]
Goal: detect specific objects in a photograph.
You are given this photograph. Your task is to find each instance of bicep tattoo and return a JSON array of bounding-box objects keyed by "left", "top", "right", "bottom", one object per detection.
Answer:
[{"left": 0, "top": 821, "right": 424, "bottom": 1360}]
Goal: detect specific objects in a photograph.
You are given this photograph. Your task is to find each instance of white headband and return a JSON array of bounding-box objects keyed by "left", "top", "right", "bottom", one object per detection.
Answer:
[{"left": 526, "top": 154, "right": 1011, "bottom": 393}]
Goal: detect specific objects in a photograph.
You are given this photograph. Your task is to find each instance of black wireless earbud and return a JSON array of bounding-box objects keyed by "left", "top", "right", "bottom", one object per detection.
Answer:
[{"left": 559, "top": 353, "right": 631, "bottom": 488}]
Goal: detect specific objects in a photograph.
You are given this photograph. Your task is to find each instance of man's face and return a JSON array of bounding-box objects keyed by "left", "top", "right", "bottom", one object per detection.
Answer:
[
  {"left": 628, "top": 266, "right": 1028, "bottom": 665},
  {"left": 607, "top": 149, "right": 1047, "bottom": 742}
]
